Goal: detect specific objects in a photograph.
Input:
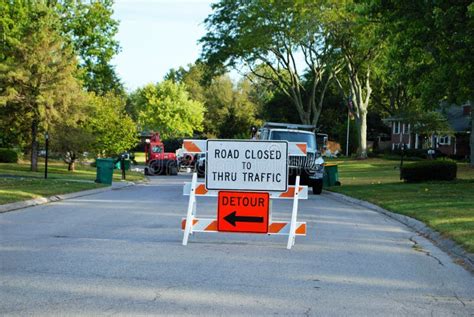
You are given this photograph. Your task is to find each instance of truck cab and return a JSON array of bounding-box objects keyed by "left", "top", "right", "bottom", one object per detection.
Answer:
[
  {"left": 144, "top": 132, "right": 178, "bottom": 175},
  {"left": 258, "top": 122, "right": 325, "bottom": 194}
]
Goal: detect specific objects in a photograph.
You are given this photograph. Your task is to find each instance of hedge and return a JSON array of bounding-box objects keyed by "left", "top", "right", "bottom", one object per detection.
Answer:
[
  {"left": 401, "top": 160, "right": 457, "bottom": 182},
  {"left": 0, "top": 148, "right": 19, "bottom": 163}
]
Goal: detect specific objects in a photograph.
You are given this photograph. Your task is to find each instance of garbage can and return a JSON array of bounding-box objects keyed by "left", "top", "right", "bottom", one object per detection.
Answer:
[
  {"left": 114, "top": 159, "right": 130, "bottom": 170},
  {"left": 95, "top": 158, "right": 115, "bottom": 185},
  {"left": 323, "top": 163, "right": 340, "bottom": 187}
]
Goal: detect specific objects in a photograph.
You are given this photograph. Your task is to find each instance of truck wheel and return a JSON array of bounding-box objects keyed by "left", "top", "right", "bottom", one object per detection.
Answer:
[
  {"left": 166, "top": 162, "right": 178, "bottom": 175},
  {"left": 144, "top": 167, "right": 151, "bottom": 176},
  {"left": 312, "top": 180, "right": 323, "bottom": 195},
  {"left": 149, "top": 160, "right": 163, "bottom": 175}
]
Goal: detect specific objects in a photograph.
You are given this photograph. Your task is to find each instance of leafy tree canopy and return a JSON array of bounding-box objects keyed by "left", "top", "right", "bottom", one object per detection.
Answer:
[
  {"left": 134, "top": 80, "right": 205, "bottom": 139},
  {"left": 86, "top": 93, "right": 138, "bottom": 157},
  {"left": 54, "top": 0, "right": 123, "bottom": 95},
  {"left": 201, "top": 0, "right": 335, "bottom": 126},
  {"left": 0, "top": 3, "right": 87, "bottom": 170}
]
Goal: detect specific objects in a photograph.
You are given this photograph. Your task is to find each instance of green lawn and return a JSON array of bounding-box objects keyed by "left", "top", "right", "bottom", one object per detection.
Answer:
[
  {"left": 327, "top": 158, "right": 474, "bottom": 253},
  {"left": 0, "top": 159, "right": 146, "bottom": 205}
]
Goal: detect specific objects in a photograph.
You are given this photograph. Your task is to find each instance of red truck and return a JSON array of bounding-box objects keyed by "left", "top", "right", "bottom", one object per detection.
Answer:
[{"left": 144, "top": 132, "right": 178, "bottom": 175}]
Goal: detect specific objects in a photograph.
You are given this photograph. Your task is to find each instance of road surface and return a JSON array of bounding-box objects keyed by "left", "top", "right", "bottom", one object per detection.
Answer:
[{"left": 1, "top": 174, "right": 473, "bottom": 316}]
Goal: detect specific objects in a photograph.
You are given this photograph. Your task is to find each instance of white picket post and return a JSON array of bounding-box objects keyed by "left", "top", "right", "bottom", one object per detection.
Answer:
[
  {"left": 182, "top": 173, "right": 198, "bottom": 246},
  {"left": 287, "top": 176, "right": 300, "bottom": 250}
]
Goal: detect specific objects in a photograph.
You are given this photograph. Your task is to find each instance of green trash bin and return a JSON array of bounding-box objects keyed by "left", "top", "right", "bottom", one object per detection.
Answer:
[
  {"left": 114, "top": 159, "right": 130, "bottom": 170},
  {"left": 95, "top": 158, "right": 115, "bottom": 185},
  {"left": 323, "top": 163, "right": 340, "bottom": 187}
]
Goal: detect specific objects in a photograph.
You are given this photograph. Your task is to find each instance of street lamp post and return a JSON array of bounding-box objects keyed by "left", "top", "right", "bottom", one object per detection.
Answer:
[{"left": 44, "top": 132, "right": 49, "bottom": 179}]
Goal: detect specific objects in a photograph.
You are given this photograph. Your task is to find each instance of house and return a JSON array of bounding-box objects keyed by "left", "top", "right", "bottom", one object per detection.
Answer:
[{"left": 385, "top": 104, "right": 471, "bottom": 157}]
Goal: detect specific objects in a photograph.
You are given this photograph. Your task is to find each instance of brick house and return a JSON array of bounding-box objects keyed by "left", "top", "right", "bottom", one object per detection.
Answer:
[{"left": 385, "top": 104, "right": 471, "bottom": 157}]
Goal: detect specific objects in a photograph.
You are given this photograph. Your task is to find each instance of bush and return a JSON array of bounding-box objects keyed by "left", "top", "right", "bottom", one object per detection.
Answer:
[
  {"left": 401, "top": 160, "right": 457, "bottom": 182},
  {"left": 0, "top": 148, "right": 19, "bottom": 163}
]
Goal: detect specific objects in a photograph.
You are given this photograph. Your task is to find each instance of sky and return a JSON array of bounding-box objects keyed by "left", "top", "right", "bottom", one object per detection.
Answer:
[{"left": 112, "top": 0, "right": 215, "bottom": 91}]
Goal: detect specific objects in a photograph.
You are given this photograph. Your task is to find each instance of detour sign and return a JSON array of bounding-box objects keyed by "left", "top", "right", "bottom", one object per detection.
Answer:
[{"left": 218, "top": 191, "right": 269, "bottom": 233}]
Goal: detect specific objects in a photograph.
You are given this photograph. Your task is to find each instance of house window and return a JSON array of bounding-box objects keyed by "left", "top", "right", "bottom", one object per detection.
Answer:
[
  {"left": 393, "top": 121, "right": 401, "bottom": 134},
  {"left": 403, "top": 124, "right": 410, "bottom": 134},
  {"left": 438, "top": 135, "right": 451, "bottom": 145}
]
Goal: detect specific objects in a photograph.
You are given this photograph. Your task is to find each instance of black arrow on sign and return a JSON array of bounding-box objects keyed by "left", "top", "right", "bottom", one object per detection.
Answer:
[{"left": 224, "top": 211, "right": 264, "bottom": 227}]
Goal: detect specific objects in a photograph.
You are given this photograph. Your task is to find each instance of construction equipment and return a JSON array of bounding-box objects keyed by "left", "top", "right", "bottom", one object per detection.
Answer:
[{"left": 144, "top": 132, "right": 178, "bottom": 175}]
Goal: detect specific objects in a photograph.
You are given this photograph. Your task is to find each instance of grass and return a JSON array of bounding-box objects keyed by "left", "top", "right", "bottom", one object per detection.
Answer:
[
  {"left": 326, "top": 158, "right": 474, "bottom": 253},
  {"left": 133, "top": 152, "right": 146, "bottom": 164},
  {"left": 0, "top": 159, "right": 146, "bottom": 205}
]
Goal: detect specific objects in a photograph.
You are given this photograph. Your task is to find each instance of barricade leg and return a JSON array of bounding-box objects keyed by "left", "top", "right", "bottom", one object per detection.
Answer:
[
  {"left": 182, "top": 173, "right": 198, "bottom": 246},
  {"left": 287, "top": 176, "right": 300, "bottom": 249}
]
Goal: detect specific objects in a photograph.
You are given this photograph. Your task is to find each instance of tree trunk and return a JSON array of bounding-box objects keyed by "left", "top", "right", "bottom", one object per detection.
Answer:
[
  {"left": 67, "top": 152, "right": 76, "bottom": 171},
  {"left": 470, "top": 103, "right": 473, "bottom": 167},
  {"left": 30, "top": 120, "right": 38, "bottom": 172},
  {"left": 311, "top": 108, "right": 322, "bottom": 127},
  {"left": 356, "top": 110, "right": 368, "bottom": 159}
]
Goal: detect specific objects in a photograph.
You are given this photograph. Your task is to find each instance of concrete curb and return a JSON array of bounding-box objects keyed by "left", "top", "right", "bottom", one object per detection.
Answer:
[
  {"left": 323, "top": 190, "right": 474, "bottom": 273},
  {"left": 0, "top": 181, "right": 135, "bottom": 214}
]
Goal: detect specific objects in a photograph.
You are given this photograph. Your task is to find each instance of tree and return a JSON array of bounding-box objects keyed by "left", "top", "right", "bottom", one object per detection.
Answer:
[
  {"left": 201, "top": 0, "right": 335, "bottom": 127},
  {"left": 51, "top": 123, "right": 95, "bottom": 171},
  {"left": 54, "top": 0, "right": 123, "bottom": 95},
  {"left": 205, "top": 76, "right": 261, "bottom": 138},
  {"left": 49, "top": 92, "right": 95, "bottom": 171},
  {"left": 324, "top": 0, "right": 384, "bottom": 158},
  {"left": 86, "top": 93, "right": 138, "bottom": 157},
  {"left": 133, "top": 80, "right": 205, "bottom": 139},
  {"left": 372, "top": 1, "right": 474, "bottom": 165},
  {"left": 164, "top": 64, "right": 261, "bottom": 138},
  {"left": 0, "top": 4, "right": 86, "bottom": 171}
]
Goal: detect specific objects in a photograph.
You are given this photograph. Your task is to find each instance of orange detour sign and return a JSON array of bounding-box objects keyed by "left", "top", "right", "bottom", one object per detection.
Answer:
[{"left": 218, "top": 191, "right": 269, "bottom": 233}]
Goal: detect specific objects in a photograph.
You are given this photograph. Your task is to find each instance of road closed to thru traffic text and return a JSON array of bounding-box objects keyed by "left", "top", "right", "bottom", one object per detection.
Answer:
[{"left": 206, "top": 140, "right": 288, "bottom": 192}]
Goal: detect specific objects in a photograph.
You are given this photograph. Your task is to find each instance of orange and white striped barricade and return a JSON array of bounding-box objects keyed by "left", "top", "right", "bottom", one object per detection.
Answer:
[
  {"left": 182, "top": 140, "right": 307, "bottom": 156},
  {"left": 182, "top": 175, "right": 307, "bottom": 249},
  {"left": 182, "top": 139, "right": 207, "bottom": 153},
  {"left": 181, "top": 139, "right": 309, "bottom": 249}
]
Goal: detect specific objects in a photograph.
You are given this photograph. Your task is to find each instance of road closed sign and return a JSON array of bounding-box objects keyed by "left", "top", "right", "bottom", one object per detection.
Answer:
[
  {"left": 218, "top": 191, "right": 269, "bottom": 233},
  {"left": 206, "top": 140, "right": 288, "bottom": 192}
]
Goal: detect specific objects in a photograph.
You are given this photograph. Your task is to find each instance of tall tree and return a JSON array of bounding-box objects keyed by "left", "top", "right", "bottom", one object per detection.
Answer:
[
  {"left": 325, "top": 0, "right": 384, "bottom": 158},
  {"left": 0, "top": 3, "right": 86, "bottom": 171},
  {"left": 201, "top": 0, "right": 335, "bottom": 126}
]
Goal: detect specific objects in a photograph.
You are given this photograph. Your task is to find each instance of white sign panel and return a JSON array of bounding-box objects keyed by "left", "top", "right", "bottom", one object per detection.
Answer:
[{"left": 206, "top": 140, "right": 288, "bottom": 192}]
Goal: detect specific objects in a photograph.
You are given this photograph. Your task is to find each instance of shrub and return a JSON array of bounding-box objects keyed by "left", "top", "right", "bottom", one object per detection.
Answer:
[
  {"left": 401, "top": 160, "right": 457, "bottom": 182},
  {"left": 0, "top": 148, "right": 19, "bottom": 163}
]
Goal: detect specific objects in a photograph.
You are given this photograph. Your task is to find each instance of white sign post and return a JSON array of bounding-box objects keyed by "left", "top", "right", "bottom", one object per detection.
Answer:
[{"left": 206, "top": 140, "right": 288, "bottom": 192}]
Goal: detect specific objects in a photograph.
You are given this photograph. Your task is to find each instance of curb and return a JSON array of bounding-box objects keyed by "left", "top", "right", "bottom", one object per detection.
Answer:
[
  {"left": 323, "top": 190, "right": 474, "bottom": 273},
  {"left": 0, "top": 181, "right": 135, "bottom": 214}
]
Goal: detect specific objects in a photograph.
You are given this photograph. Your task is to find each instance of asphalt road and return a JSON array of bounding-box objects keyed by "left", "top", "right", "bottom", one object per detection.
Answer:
[{"left": 1, "top": 174, "right": 473, "bottom": 316}]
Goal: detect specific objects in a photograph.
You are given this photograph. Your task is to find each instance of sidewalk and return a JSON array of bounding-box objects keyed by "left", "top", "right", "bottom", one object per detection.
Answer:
[{"left": 0, "top": 181, "right": 135, "bottom": 213}]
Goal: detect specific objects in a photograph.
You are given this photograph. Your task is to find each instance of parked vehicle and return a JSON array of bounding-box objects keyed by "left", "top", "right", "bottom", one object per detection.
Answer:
[
  {"left": 195, "top": 153, "right": 206, "bottom": 178},
  {"left": 257, "top": 122, "right": 325, "bottom": 194},
  {"left": 144, "top": 132, "right": 178, "bottom": 175}
]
